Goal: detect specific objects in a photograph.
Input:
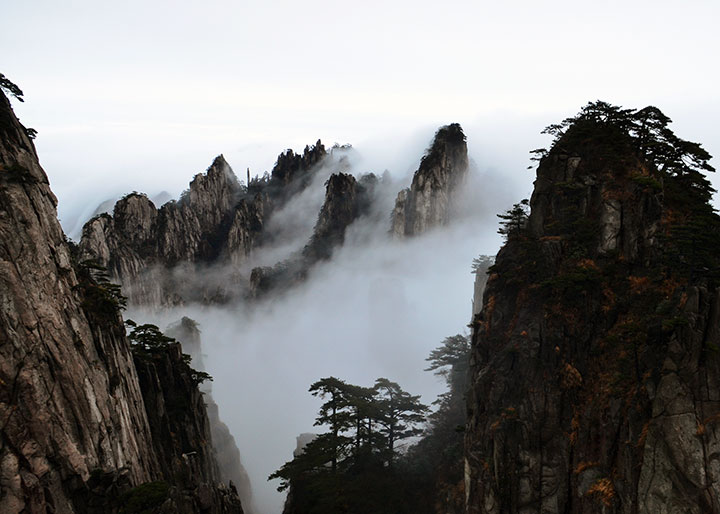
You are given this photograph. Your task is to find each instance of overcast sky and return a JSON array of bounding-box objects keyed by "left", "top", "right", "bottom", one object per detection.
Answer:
[{"left": 3, "top": 0, "right": 719, "bottom": 230}]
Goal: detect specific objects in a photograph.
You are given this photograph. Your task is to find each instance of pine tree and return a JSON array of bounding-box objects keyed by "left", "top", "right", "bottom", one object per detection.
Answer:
[
  {"left": 497, "top": 199, "right": 529, "bottom": 240},
  {"left": 373, "top": 378, "right": 428, "bottom": 465},
  {"left": 309, "top": 377, "right": 354, "bottom": 473}
]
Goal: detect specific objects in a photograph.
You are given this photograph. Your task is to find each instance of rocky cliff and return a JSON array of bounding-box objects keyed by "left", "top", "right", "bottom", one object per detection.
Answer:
[
  {"left": 250, "top": 172, "right": 376, "bottom": 297},
  {"left": 166, "top": 317, "right": 257, "bottom": 514},
  {"left": 0, "top": 89, "right": 242, "bottom": 513},
  {"left": 80, "top": 124, "right": 468, "bottom": 306},
  {"left": 79, "top": 143, "right": 327, "bottom": 307},
  {"left": 131, "top": 338, "right": 243, "bottom": 513},
  {"left": 391, "top": 123, "right": 469, "bottom": 237},
  {"left": 465, "top": 103, "right": 720, "bottom": 513},
  {"left": 0, "top": 88, "right": 158, "bottom": 513}
]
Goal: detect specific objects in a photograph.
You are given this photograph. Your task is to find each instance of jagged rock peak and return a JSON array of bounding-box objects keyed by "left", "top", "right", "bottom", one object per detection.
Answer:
[
  {"left": 196, "top": 154, "right": 237, "bottom": 187},
  {"left": 465, "top": 102, "right": 720, "bottom": 513},
  {"left": 271, "top": 139, "right": 326, "bottom": 188},
  {"left": 180, "top": 154, "right": 240, "bottom": 212},
  {"left": 78, "top": 154, "right": 254, "bottom": 306},
  {"left": 391, "top": 123, "right": 469, "bottom": 237},
  {"left": 251, "top": 172, "right": 375, "bottom": 297},
  {"left": 303, "top": 172, "right": 361, "bottom": 261},
  {"left": 79, "top": 139, "right": 331, "bottom": 307}
]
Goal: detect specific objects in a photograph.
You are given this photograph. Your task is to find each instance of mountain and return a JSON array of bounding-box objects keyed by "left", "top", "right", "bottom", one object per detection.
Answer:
[
  {"left": 9, "top": 84, "right": 718, "bottom": 514},
  {"left": 391, "top": 123, "right": 469, "bottom": 237},
  {"left": 78, "top": 142, "right": 328, "bottom": 307},
  {"left": 0, "top": 90, "right": 243, "bottom": 513},
  {"left": 249, "top": 171, "right": 378, "bottom": 297},
  {"left": 465, "top": 102, "right": 720, "bottom": 513},
  {"left": 79, "top": 125, "right": 468, "bottom": 306},
  {"left": 165, "top": 317, "right": 258, "bottom": 514}
]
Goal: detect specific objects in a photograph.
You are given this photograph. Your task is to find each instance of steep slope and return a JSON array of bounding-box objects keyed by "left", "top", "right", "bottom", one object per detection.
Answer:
[
  {"left": 0, "top": 89, "right": 242, "bottom": 513},
  {"left": 166, "top": 317, "right": 257, "bottom": 514},
  {"left": 131, "top": 338, "right": 242, "bottom": 513},
  {"left": 465, "top": 103, "right": 720, "bottom": 513},
  {"left": 0, "top": 88, "right": 159, "bottom": 513},
  {"left": 391, "top": 123, "right": 469, "bottom": 237},
  {"left": 250, "top": 172, "right": 376, "bottom": 297},
  {"left": 79, "top": 143, "right": 327, "bottom": 307},
  {"left": 80, "top": 124, "right": 467, "bottom": 306}
]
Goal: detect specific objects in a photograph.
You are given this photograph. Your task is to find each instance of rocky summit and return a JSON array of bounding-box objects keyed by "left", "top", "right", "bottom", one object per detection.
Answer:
[
  {"left": 465, "top": 103, "right": 720, "bottom": 513},
  {"left": 391, "top": 123, "right": 469, "bottom": 237}
]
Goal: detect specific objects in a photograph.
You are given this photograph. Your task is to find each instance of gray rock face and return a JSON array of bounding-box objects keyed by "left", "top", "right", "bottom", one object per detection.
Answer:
[
  {"left": 166, "top": 318, "right": 257, "bottom": 514},
  {"left": 0, "top": 90, "right": 243, "bottom": 513},
  {"left": 0, "top": 89, "right": 160, "bottom": 513},
  {"left": 465, "top": 121, "right": 720, "bottom": 513},
  {"left": 391, "top": 123, "right": 469, "bottom": 237},
  {"left": 303, "top": 172, "right": 366, "bottom": 261},
  {"left": 250, "top": 172, "right": 376, "bottom": 297},
  {"left": 78, "top": 156, "right": 253, "bottom": 306},
  {"left": 79, "top": 144, "right": 327, "bottom": 307},
  {"left": 132, "top": 342, "right": 244, "bottom": 514}
]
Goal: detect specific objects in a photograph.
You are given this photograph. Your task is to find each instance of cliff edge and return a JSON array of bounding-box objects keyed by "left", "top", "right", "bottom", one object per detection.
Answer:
[
  {"left": 465, "top": 103, "right": 720, "bottom": 513},
  {"left": 0, "top": 88, "right": 242, "bottom": 513}
]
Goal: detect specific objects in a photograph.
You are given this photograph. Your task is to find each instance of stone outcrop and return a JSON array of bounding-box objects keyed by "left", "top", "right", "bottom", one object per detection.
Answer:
[
  {"left": 0, "top": 89, "right": 158, "bottom": 513},
  {"left": 465, "top": 114, "right": 720, "bottom": 513},
  {"left": 79, "top": 143, "right": 327, "bottom": 307},
  {"left": 0, "top": 89, "right": 243, "bottom": 513},
  {"left": 132, "top": 343, "right": 243, "bottom": 513},
  {"left": 269, "top": 141, "right": 326, "bottom": 194},
  {"left": 166, "top": 317, "right": 257, "bottom": 514},
  {"left": 250, "top": 172, "right": 376, "bottom": 297},
  {"left": 79, "top": 123, "right": 469, "bottom": 306},
  {"left": 391, "top": 123, "right": 469, "bottom": 237},
  {"left": 78, "top": 157, "right": 254, "bottom": 306}
]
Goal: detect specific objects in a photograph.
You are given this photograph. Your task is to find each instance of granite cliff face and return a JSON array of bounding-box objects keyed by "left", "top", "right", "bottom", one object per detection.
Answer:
[
  {"left": 465, "top": 107, "right": 720, "bottom": 513},
  {"left": 80, "top": 125, "right": 468, "bottom": 305},
  {"left": 166, "top": 317, "right": 257, "bottom": 514},
  {"left": 79, "top": 143, "right": 327, "bottom": 307},
  {"left": 0, "top": 89, "right": 157, "bottom": 512},
  {"left": 0, "top": 90, "right": 242, "bottom": 513},
  {"left": 391, "top": 123, "right": 469, "bottom": 237},
  {"left": 249, "top": 171, "right": 376, "bottom": 297},
  {"left": 132, "top": 341, "right": 243, "bottom": 513}
]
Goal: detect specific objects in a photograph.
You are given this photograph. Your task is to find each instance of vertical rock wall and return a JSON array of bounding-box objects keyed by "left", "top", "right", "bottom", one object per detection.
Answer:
[
  {"left": 465, "top": 120, "right": 720, "bottom": 513},
  {"left": 166, "top": 317, "right": 257, "bottom": 514},
  {"left": 0, "top": 90, "right": 159, "bottom": 513},
  {"left": 391, "top": 123, "right": 469, "bottom": 237},
  {"left": 0, "top": 89, "right": 244, "bottom": 513}
]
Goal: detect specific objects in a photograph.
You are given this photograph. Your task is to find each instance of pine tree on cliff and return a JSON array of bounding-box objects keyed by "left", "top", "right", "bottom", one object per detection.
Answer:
[
  {"left": 373, "top": 378, "right": 428, "bottom": 465},
  {"left": 269, "top": 376, "right": 428, "bottom": 513},
  {"left": 0, "top": 73, "right": 24, "bottom": 102},
  {"left": 466, "top": 101, "right": 720, "bottom": 513},
  {"left": 308, "top": 377, "right": 354, "bottom": 473},
  {"left": 497, "top": 199, "right": 530, "bottom": 240}
]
